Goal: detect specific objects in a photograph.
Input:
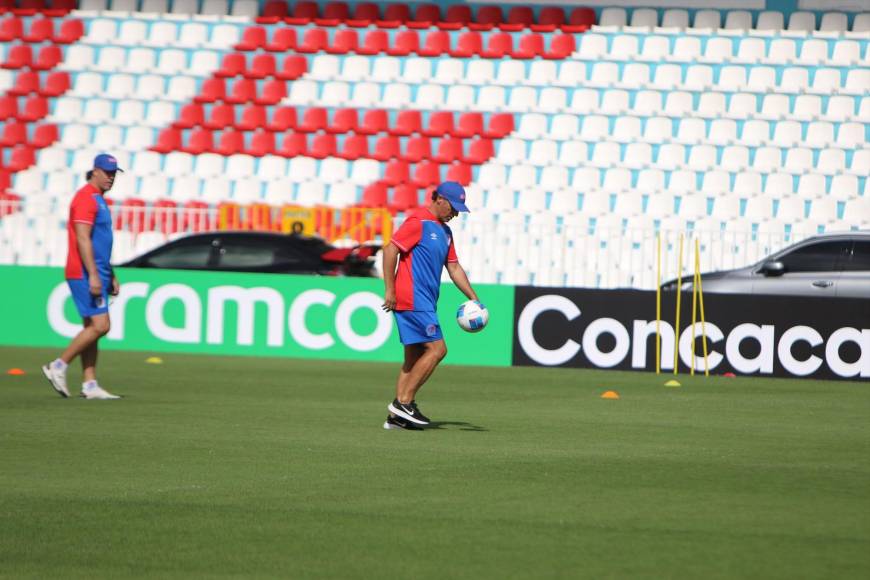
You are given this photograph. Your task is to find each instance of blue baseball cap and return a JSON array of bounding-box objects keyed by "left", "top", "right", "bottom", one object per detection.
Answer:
[
  {"left": 435, "top": 181, "right": 470, "bottom": 213},
  {"left": 93, "top": 153, "right": 123, "bottom": 172}
]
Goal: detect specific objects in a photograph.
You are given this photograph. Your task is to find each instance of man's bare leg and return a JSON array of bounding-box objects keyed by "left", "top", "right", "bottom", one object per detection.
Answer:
[{"left": 395, "top": 340, "right": 447, "bottom": 404}]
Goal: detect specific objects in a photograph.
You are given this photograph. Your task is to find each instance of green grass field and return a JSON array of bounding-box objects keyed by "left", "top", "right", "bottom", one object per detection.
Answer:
[{"left": 1, "top": 345, "right": 868, "bottom": 579}]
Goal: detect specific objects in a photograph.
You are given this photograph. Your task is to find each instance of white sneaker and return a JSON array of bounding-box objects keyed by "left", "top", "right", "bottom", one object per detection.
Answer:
[
  {"left": 80, "top": 385, "right": 121, "bottom": 400},
  {"left": 41, "top": 363, "right": 69, "bottom": 398}
]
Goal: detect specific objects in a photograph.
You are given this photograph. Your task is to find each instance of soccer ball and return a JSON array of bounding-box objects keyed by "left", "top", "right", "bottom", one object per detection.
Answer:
[{"left": 456, "top": 300, "right": 489, "bottom": 333}]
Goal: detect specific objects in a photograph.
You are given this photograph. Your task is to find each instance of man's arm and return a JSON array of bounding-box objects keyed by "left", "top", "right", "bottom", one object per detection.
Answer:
[
  {"left": 73, "top": 222, "right": 102, "bottom": 296},
  {"left": 381, "top": 243, "right": 400, "bottom": 311},
  {"left": 446, "top": 262, "right": 478, "bottom": 302}
]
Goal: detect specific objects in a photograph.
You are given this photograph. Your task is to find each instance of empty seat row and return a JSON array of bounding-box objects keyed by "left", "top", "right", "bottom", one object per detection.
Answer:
[
  {"left": 78, "top": 0, "right": 258, "bottom": 18},
  {"left": 233, "top": 26, "right": 578, "bottom": 59},
  {"left": 0, "top": 15, "right": 83, "bottom": 42},
  {"left": 1, "top": 69, "right": 68, "bottom": 95},
  {"left": 63, "top": 45, "right": 241, "bottom": 78},
  {"left": 84, "top": 18, "right": 243, "bottom": 49},
  {"left": 256, "top": 1, "right": 596, "bottom": 32},
  {"left": 1, "top": 42, "right": 69, "bottom": 69},
  {"left": 0, "top": 0, "right": 75, "bottom": 17}
]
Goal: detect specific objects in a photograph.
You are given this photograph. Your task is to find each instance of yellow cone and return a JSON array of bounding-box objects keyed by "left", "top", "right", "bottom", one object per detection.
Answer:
[
  {"left": 145, "top": 357, "right": 163, "bottom": 364},
  {"left": 664, "top": 380, "right": 681, "bottom": 387},
  {"left": 601, "top": 390, "right": 620, "bottom": 399}
]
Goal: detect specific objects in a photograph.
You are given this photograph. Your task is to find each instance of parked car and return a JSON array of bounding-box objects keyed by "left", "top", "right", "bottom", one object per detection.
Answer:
[
  {"left": 662, "top": 231, "right": 870, "bottom": 299},
  {"left": 118, "top": 231, "right": 380, "bottom": 277}
]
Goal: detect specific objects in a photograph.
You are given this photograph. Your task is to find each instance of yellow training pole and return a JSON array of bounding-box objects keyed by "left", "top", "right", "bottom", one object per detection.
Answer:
[
  {"left": 690, "top": 239, "right": 699, "bottom": 376},
  {"left": 673, "top": 234, "right": 684, "bottom": 375},
  {"left": 656, "top": 233, "right": 661, "bottom": 374},
  {"left": 696, "top": 239, "right": 710, "bottom": 376}
]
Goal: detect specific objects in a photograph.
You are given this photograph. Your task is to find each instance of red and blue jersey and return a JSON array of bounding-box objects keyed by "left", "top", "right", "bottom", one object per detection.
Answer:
[
  {"left": 391, "top": 208, "right": 458, "bottom": 312},
  {"left": 65, "top": 184, "right": 113, "bottom": 281}
]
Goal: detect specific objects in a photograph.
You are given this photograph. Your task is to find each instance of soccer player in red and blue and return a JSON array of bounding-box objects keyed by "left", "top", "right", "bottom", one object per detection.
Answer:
[
  {"left": 42, "top": 154, "right": 123, "bottom": 400},
  {"left": 381, "top": 181, "right": 483, "bottom": 430}
]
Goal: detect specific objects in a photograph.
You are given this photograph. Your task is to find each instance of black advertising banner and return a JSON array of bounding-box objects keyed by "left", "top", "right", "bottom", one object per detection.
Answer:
[{"left": 512, "top": 287, "right": 869, "bottom": 381}]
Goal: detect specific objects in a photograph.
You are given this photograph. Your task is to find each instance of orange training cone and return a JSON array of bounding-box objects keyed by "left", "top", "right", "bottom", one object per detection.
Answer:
[
  {"left": 6, "top": 368, "right": 25, "bottom": 375},
  {"left": 601, "top": 390, "right": 620, "bottom": 399}
]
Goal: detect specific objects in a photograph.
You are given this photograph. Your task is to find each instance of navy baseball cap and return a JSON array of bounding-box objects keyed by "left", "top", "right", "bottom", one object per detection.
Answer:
[
  {"left": 435, "top": 181, "right": 470, "bottom": 213},
  {"left": 93, "top": 153, "right": 123, "bottom": 172}
]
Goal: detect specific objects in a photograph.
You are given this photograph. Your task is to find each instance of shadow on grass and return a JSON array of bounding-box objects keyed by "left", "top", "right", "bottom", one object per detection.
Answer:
[{"left": 425, "top": 421, "right": 488, "bottom": 432}]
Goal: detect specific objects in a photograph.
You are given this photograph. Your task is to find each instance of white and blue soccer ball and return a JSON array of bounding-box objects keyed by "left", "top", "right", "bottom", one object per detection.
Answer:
[{"left": 456, "top": 300, "right": 489, "bottom": 333}]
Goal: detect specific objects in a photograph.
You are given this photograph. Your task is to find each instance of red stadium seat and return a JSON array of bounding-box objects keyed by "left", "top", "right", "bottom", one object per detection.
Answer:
[
  {"left": 348, "top": 2, "right": 379, "bottom": 27},
  {"left": 182, "top": 200, "right": 211, "bottom": 232},
  {"left": 278, "top": 131, "right": 308, "bottom": 157},
  {"left": 151, "top": 128, "right": 182, "bottom": 153},
  {"left": 8, "top": 70, "right": 39, "bottom": 95},
  {"left": 484, "top": 113, "right": 514, "bottom": 138},
  {"left": 115, "top": 199, "right": 146, "bottom": 233},
  {"left": 275, "top": 55, "right": 306, "bottom": 80},
  {"left": 32, "top": 44, "right": 62, "bottom": 70},
  {"left": 22, "top": 17, "right": 52, "bottom": 43},
  {"left": 391, "top": 184, "right": 419, "bottom": 211},
  {"left": 533, "top": 7, "right": 565, "bottom": 32},
  {"left": 297, "top": 27, "right": 328, "bottom": 53},
  {"left": 0, "top": 0, "right": 14, "bottom": 13},
  {"left": 204, "top": 103, "right": 236, "bottom": 129},
  {"left": 337, "top": 134, "right": 368, "bottom": 160},
  {"left": 372, "top": 135, "right": 400, "bottom": 161},
  {"left": 417, "top": 30, "right": 450, "bottom": 56},
  {"left": 378, "top": 3, "right": 409, "bottom": 28},
  {"left": 402, "top": 136, "right": 430, "bottom": 163},
  {"left": 14, "top": 0, "right": 45, "bottom": 16},
  {"left": 45, "top": 0, "right": 75, "bottom": 16},
  {"left": 502, "top": 6, "right": 534, "bottom": 31},
  {"left": 256, "top": 0, "right": 288, "bottom": 24},
  {"left": 254, "top": 79, "right": 286, "bottom": 105},
  {"left": 513, "top": 34, "right": 544, "bottom": 59},
  {"left": 0, "top": 169, "right": 11, "bottom": 191},
  {"left": 0, "top": 17, "right": 23, "bottom": 42},
  {"left": 545, "top": 34, "right": 576, "bottom": 60},
  {"left": 150, "top": 200, "right": 179, "bottom": 235},
  {"left": 471, "top": 6, "right": 502, "bottom": 30},
  {"left": 451, "top": 31, "right": 482, "bottom": 57},
  {"left": 173, "top": 103, "right": 205, "bottom": 129},
  {"left": 0, "top": 121, "right": 27, "bottom": 146},
  {"left": 383, "top": 159, "right": 409, "bottom": 185},
  {"left": 245, "top": 53, "right": 276, "bottom": 79},
  {"left": 328, "top": 108, "right": 358, "bottom": 133},
  {"left": 19, "top": 95, "right": 48, "bottom": 122},
  {"left": 391, "top": 110, "right": 422, "bottom": 136},
  {"left": 316, "top": 1, "right": 349, "bottom": 26},
  {"left": 422, "top": 111, "right": 454, "bottom": 137},
  {"left": 265, "top": 28, "right": 296, "bottom": 52},
  {"left": 267, "top": 106, "right": 297, "bottom": 132},
  {"left": 439, "top": 5, "right": 470, "bottom": 30},
  {"left": 481, "top": 33, "right": 512, "bottom": 58},
  {"left": 53, "top": 18, "right": 83, "bottom": 43},
  {"left": 215, "top": 129, "right": 244, "bottom": 156},
  {"left": 184, "top": 128, "right": 215, "bottom": 154},
  {"left": 408, "top": 3, "right": 439, "bottom": 28},
  {"left": 454, "top": 112, "right": 484, "bottom": 138},
  {"left": 360, "top": 181, "right": 388, "bottom": 206},
  {"left": 358, "top": 29, "right": 388, "bottom": 55},
  {"left": 309, "top": 133, "right": 337, "bottom": 158},
  {"left": 247, "top": 129, "right": 275, "bottom": 156},
  {"left": 298, "top": 107, "right": 327, "bottom": 132},
  {"left": 225, "top": 78, "right": 257, "bottom": 104},
  {"left": 39, "top": 71, "right": 70, "bottom": 97},
  {"left": 358, "top": 109, "right": 388, "bottom": 134},
  {"left": 30, "top": 122, "right": 57, "bottom": 148},
  {"left": 0, "top": 96, "right": 16, "bottom": 120},
  {"left": 463, "top": 138, "right": 494, "bottom": 164},
  {"left": 6, "top": 145, "right": 35, "bottom": 172},
  {"left": 411, "top": 160, "right": 441, "bottom": 188},
  {"left": 235, "top": 26, "right": 267, "bottom": 51},
  {"left": 327, "top": 29, "right": 358, "bottom": 54},
  {"left": 563, "top": 7, "right": 595, "bottom": 32},
  {"left": 446, "top": 162, "right": 472, "bottom": 185},
  {"left": 432, "top": 137, "right": 464, "bottom": 163},
  {"left": 386, "top": 30, "right": 418, "bottom": 56},
  {"left": 2, "top": 45, "right": 32, "bottom": 69},
  {"left": 236, "top": 104, "right": 266, "bottom": 131},
  {"left": 286, "top": 1, "right": 318, "bottom": 25},
  {"left": 215, "top": 53, "right": 246, "bottom": 77}
]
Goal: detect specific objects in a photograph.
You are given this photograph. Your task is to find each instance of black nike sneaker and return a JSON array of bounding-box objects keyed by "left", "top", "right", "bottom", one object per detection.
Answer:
[
  {"left": 388, "top": 399, "right": 429, "bottom": 425},
  {"left": 410, "top": 400, "right": 431, "bottom": 424},
  {"left": 383, "top": 414, "right": 423, "bottom": 431}
]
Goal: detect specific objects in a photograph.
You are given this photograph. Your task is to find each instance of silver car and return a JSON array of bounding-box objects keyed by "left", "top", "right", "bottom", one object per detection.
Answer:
[{"left": 663, "top": 231, "right": 870, "bottom": 299}]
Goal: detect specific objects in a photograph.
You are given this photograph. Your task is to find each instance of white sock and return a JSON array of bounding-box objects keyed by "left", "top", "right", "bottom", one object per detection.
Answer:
[
  {"left": 83, "top": 380, "right": 98, "bottom": 390},
  {"left": 52, "top": 358, "right": 68, "bottom": 372}
]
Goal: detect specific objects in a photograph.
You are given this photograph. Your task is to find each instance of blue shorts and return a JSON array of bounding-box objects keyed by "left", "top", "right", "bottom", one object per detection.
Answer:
[
  {"left": 394, "top": 311, "right": 443, "bottom": 345},
  {"left": 68, "top": 277, "right": 110, "bottom": 319}
]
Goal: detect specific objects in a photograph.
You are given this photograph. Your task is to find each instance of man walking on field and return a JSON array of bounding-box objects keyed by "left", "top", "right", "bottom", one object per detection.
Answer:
[
  {"left": 42, "top": 154, "right": 123, "bottom": 400},
  {"left": 381, "top": 181, "right": 482, "bottom": 430}
]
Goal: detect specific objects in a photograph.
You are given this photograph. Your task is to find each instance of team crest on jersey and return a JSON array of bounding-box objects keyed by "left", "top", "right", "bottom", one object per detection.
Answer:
[
  {"left": 430, "top": 232, "right": 438, "bottom": 240},
  {"left": 426, "top": 324, "right": 438, "bottom": 336}
]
